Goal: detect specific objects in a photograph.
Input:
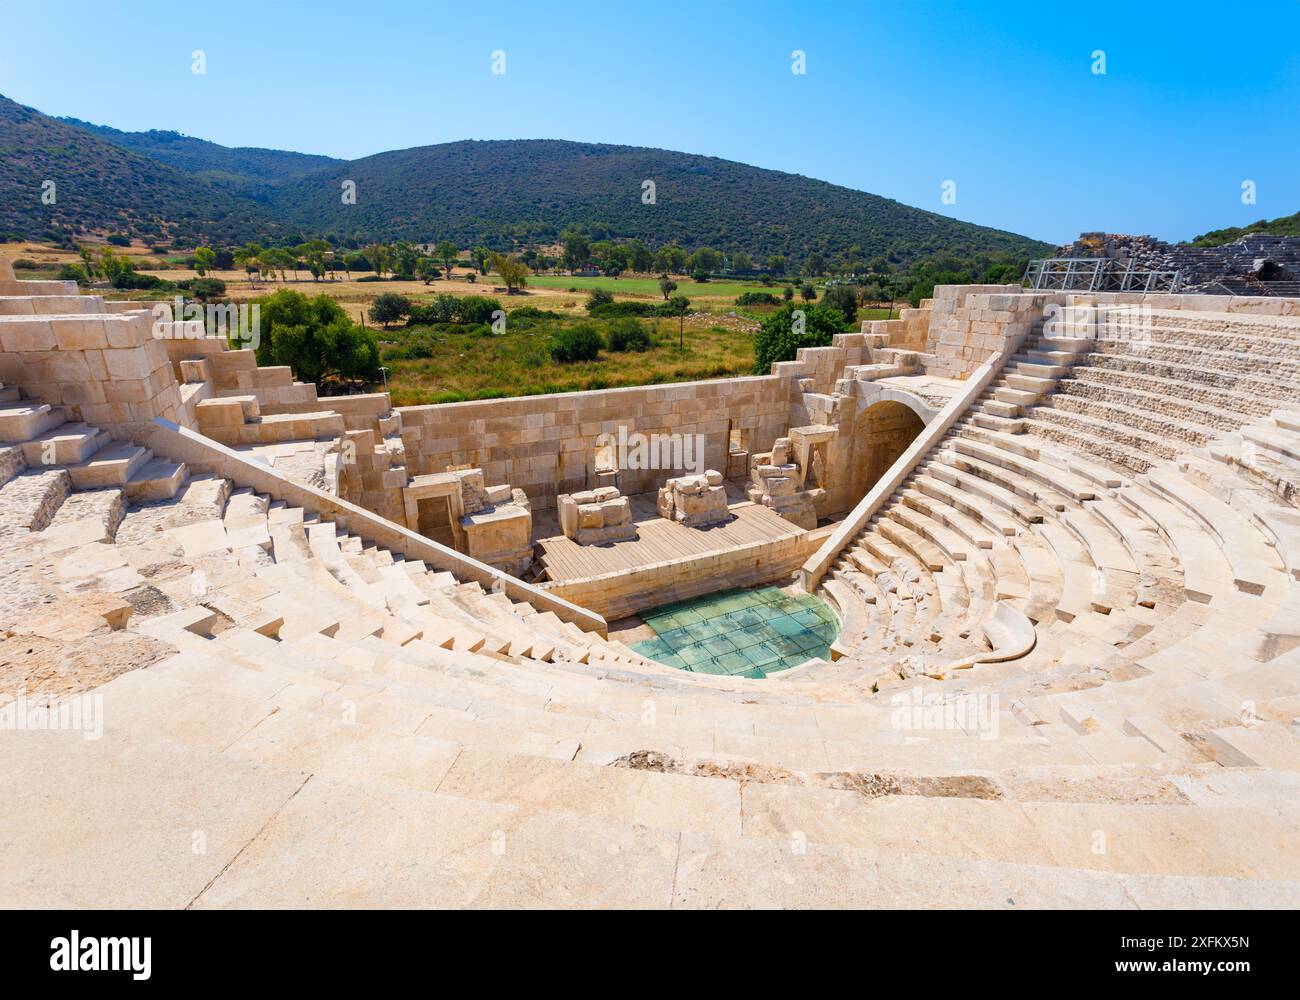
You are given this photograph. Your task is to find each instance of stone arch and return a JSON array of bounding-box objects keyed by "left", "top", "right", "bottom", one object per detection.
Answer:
[
  {"left": 853, "top": 383, "right": 940, "bottom": 425},
  {"left": 848, "top": 397, "right": 927, "bottom": 504}
]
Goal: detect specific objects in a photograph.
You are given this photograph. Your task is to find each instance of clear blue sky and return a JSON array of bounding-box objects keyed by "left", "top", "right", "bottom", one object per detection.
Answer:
[{"left": 3, "top": 0, "right": 1296, "bottom": 244}]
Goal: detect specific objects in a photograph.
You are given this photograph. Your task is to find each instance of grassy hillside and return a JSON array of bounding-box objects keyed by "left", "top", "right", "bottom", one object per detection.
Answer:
[
  {"left": 269, "top": 138, "right": 1049, "bottom": 265},
  {"left": 0, "top": 94, "right": 282, "bottom": 245},
  {"left": 1189, "top": 211, "right": 1300, "bottom": 246}
]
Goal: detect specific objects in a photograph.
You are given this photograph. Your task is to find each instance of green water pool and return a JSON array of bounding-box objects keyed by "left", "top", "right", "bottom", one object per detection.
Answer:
[{"left": 630, "top": 586, "right": 839, "bottom": 678}]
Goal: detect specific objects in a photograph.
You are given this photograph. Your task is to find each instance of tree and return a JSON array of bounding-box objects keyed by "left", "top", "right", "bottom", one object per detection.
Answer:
[
  {"left": 660, "top": 243, "right": 687, "bottom": 274},
  {"left": 822, "top": 283, "right": 859, "bottom": 327},
  {"left": 234, "top": 243, "right": 265, "bottom": 286},
  {"left": 363, "top": 244, "right": 390, "bottom": 277},
  {"left": 561, "top": 230, "right": 590, "bottom": 272},
  {"left": 77, "top": 244, "right": 98, "bottom": 281},
  {"left": 297, "top": 239, "right": 331, "bottom": 282},
  {"left": 800, "top": 283, "right": 817, "bottom": 302},
  {"left": 732, "top": 251, "right": 753, "bottom": 272},
  {"left": 416, "top": 258, "right": 441, "bottom": 284},
  {"left": 767, "top": 255, "right": 786, "bottom": 276},
  {"left": 658, "top": 276, "right": 677, "bottom": 300},
  {"left": 688, "top": 247, "right": 720, "bottom": 274},
  {"left": 369, "top": 292, "right": 412, "bottom": 328},
  {"left": 630, "top": 241, "right": 655, "bottom": 273},
  {"left": 751, "top": 303, "right": 845, "bottom": 374},
  {"left": 435, "top": 240, "right": 458, "bottom": 279},
  {"left": 261, "top": 247, "right": 293, "bottom": 282},
  {"left": 664, "top": 294, "right": 690, "bottom": 351},
  {"left": 471, "top": 246, "right": 491, "bottom": 275},
  {"left": 489, "top": 252, "right": 530, "bottom": 294},
  {"left": 193, "top": 247, "right": 216, "bottom": 277},
  {"left": 391, "top": 242, "right": 419, "bottom": 280},
  {"left": 98, "top": 247, "right": 126, "bottom": 286},
  {"left": 256, "top": 288, "right": 380, "bottom": 387}
]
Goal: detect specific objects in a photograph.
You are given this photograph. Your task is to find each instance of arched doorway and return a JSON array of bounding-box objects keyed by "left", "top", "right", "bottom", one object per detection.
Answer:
[{"left": 849, "top": 399, "right": 926, "bottom": 503}]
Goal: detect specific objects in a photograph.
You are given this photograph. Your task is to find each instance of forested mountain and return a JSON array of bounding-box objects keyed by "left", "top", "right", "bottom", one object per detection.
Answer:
[
  {"left": 2, "top": 94, "right": 1049, "bottom": 267},
  {"left": 61, "top": 116, "right": 341, "bottom": 196},
  {"left": 0, "top": 95, "right": 282, "bottom": 245},
  {"left": 266, "top": 138, "right": 1048, "bottom": 265},
  {"left": 1190, "top": 211, "right": 1300, "bottom": 246}
]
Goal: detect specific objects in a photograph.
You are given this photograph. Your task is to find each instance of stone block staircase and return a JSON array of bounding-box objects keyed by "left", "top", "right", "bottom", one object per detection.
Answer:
[
  {"left": 3, "top": 266, "right": 1300, "bottom": 906},
  {"left": 0, "top": 383, "right": 189, "bottom": 501}
]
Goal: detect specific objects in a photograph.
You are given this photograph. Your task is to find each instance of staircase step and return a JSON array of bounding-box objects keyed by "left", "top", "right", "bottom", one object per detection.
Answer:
[
  {"left": 125, "top": 457, "right": 189, "bottom": 501},
  {"left": 0, "top": 401, "right": 65, "bottom": 442},
  {"left": 69, "top": 441, "right": 152, "bottom": 488},
  {"left": 19, "top": 423, "right": 106, "bottom": 466}
]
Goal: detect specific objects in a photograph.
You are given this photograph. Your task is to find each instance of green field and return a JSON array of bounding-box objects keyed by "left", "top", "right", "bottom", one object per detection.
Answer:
[{"left": 380, "top": 315, "right": 756, "bottom": 406}]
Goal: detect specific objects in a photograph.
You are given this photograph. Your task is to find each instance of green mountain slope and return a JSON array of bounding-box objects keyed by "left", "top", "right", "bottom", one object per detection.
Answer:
[
  {"left": 2, "top": 95, "right": 1049, "bottom": 267},
  {"left": 268, "top": 138, "right": 1048, "bottom": 264},
  {"left": 60, "top": 116, "right": 341, "bottom": 196},
  {"left": 0, "top": 94, "right": 282, "bottom": 244},
  {"left": 1189, "top": 211, "right": 1300, "bottom": 246}
]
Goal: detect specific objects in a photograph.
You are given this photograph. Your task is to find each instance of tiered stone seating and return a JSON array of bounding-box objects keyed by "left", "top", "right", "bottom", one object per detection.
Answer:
[{"left": 2, "top": 264, "right": 1299, "bottom": 907}]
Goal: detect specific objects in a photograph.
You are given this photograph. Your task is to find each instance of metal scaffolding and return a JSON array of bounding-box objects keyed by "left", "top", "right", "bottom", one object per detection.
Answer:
[{"left": 1024, "top": 258, "right": 1183, "bottom": 293}]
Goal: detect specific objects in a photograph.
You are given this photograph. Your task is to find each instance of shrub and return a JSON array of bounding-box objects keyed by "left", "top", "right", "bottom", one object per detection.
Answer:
[
  {"left": 106, "top": 234, "right": 130, "bottom": 247},
  {"left": 589, "top": 299, "right": 657, "bottom": 318},
  {"left": 111, "top": 266, "right": 169, "bottom": 290},
  {"left": 12, "top": 258, "right": 38, "bottom": 270},
  {"left": 507, "top": 306, "right": 562, "bottom": 321},
  {"left": 752, "top": 303, "right": 847, "bottom": 374},
  {"left": 549, "top": 323, "right": 604, "bottom": 362},
  {"left": 56, "top": 264, "right": 87, "bottom": 284},
  {"left": 692, "top": 269, "right": 710, "bottom": 283},
  {"left": 735, "top": 291, "right": 779, "bottom": 306},
  {"left": 456, "top": 295, "right": 501, "bottom": 325},
  {"left": 188, "top": 277, "right": 227, "bottom": 302},
  {"left": 607, "top": 318, "right": 651, "bottom": 352},
  {"left": 585, "top": 287, "right": 614, "bottom": 312}
]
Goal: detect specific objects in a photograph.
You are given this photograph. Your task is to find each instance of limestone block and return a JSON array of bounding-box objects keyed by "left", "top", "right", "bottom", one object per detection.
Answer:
[
  {"left": 602, "top": 496, "right": 631, "bottom": 526},
  {"left": 657, "top": 486, "right": 675, "bottom": 520},
  {"left": 578, "top": 504, "right": 604, "bottom": 529},
  {"left": 196, "top": 397, "right": 245, "bottom": 428}
]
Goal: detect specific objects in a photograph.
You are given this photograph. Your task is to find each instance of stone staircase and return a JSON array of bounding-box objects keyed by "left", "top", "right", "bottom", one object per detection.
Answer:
[
  {"left": 802, "top": 310, "right": 1300, "bottom": 785},
  {"left": 0, "top": 384, "right": 189, "bottom": 500}
]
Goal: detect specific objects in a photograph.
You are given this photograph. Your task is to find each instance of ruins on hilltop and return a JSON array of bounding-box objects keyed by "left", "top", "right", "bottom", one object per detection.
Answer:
[{"left": 1, "top": 254, "right": 1299, "bottom": 908}]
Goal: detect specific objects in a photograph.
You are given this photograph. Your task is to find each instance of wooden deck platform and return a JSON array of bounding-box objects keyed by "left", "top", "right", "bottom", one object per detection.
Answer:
[{"left": 537, "top": 501, "right": 804, "bottom": 583}]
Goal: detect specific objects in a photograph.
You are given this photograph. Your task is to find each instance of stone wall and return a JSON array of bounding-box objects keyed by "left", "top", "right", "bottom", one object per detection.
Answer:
[
  {"left": 0, "top": 305, "right": 183, "bottom": 436},
  {"left": 398, "top": 375, "right": 798, "bottom": 509},
  {"left": 923, "top": 285, "right": 1048, "bottom": 379}
]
